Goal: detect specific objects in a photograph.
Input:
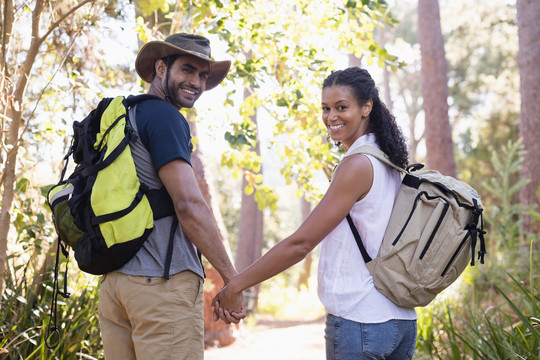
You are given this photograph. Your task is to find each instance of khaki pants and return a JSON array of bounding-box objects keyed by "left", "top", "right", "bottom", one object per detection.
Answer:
[{"left": 98, "top": 271, "right": 204, "bottom": 360}]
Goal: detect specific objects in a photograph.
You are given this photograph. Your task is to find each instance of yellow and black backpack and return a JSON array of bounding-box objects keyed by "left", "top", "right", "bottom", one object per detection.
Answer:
[{"left": 45, "top": 94, "right": 176, "bottom": 347}]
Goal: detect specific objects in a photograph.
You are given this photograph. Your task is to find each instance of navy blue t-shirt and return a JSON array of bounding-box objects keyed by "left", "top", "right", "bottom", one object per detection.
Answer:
[
  {"left": 135, "top": 99, "right": 193, "bottom": 171},
  {"left": 119, "top": 97, "right": 204, "bottom": 278}
]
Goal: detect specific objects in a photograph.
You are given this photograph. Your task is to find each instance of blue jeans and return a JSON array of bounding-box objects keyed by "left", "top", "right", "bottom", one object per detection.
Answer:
[{"left": 325, "top": 314, "right": 417, "bottom": 359}]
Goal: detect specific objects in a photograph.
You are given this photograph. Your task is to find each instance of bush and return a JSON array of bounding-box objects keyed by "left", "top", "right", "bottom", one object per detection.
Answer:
[{"left": 1, "top": 249, "right": 103, "bottom": 360}]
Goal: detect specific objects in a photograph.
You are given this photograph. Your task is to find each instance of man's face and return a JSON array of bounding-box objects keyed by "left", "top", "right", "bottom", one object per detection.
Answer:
[{"left": 164, "top": 55, "right": 210, "bottom": 109}]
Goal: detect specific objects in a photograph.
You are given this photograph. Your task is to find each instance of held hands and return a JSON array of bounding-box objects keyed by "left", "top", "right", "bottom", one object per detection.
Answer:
[{"left": 211, "top": 283, "right": 247, "bottom": 324}]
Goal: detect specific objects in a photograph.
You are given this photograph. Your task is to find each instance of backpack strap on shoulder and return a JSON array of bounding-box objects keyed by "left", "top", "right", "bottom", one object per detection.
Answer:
[
  {"left": 344, "top": 145, "right": 408, "bottom": 174},
  {"left": 124, "top": 94, "right": 178, "bottom": 280},
  {"left": 125, "top": 94, "right": 165, "bottom": 108},
  {"left": 341, "top": 145, "right": 408, "bottom": 266}
]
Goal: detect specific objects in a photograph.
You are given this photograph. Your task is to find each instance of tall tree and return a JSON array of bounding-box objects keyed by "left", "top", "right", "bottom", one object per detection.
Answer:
[
  {"left": 376, "top": 29, "right": 393, "bottom": 113},
  {"left": 418, "top": 0, "right": 456, "bottom": 177},
  {"left": 188, "top": 119, "right": 237, "bottom": 347},
  {"left": 379, "top": 3, "right": 424, "bottom": 163},
  {"left": 517, "top": 0, "right": 540, "bottom": 234},
  {"left": 296, "top": 197, "right": 312, "bottom": 291},
  {"left": 0, "top": 0, "right": 95, "bottom": 296},
  {"left": 235, "top": 89, "right": 264, "bottom": 305}
]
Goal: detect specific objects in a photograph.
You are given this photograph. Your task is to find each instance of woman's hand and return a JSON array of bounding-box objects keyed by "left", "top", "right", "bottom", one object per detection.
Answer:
[{"left": 211, "top": 283, "right": 247, "bottom": 324}]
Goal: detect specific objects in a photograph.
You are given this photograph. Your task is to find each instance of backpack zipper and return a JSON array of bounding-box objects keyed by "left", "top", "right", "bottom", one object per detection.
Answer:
[
  {"left": 392, "top": 191, "right": 450, "bottom": 256},
  {"left": 392, "top": 191, "right": 426, "bottom": 246},
  {"left": 441, "top": 232, "right": 470, "bottom": 276},
  {"left": 419, "top": 199, "right": 449, "bottom": 259}
]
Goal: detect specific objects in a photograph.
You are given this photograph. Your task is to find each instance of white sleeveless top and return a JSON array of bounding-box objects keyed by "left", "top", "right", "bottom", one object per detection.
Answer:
[{"left": 317, "top": 134, "right": 417, "bottom": 323}]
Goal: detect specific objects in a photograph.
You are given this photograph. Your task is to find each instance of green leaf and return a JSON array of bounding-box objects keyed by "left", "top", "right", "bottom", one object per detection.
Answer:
[
  {"left": 276, "top": 98, "right": 288, "bottom": 107},
  {"left": 496, "top": 284, "right": 540, "bottom": 342},
  {"left": 16, "top": 178, "right": 30, "bottom": 193}
]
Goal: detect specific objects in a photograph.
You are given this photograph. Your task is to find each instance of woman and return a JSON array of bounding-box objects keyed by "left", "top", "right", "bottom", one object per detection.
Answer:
[{"left": 213, "top": 67, "right": 417, "bottom": 359}]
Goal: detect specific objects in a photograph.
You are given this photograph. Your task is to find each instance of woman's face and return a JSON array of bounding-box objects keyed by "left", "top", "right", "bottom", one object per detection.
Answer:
[{"left": 321, "top": 85, "right": 372, "bottom": 150}]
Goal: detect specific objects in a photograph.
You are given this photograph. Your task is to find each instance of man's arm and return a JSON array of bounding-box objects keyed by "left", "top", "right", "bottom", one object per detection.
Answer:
[{"left": 158, "top": 158, "right": 238, "bottom": 286}]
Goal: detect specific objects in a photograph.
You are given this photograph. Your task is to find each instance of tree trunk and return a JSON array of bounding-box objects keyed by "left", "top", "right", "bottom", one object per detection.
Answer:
[
  {"left": 517, "top": 0, "right": 540, "bottom": 234},
  {"left": 0, "top": 0, "right": 14, "bottom": 78},
  {"left": 234, "top": 87, "right": 264, "bottom": 309},
  {"left": 403, "top": 85, "right": 423, "bottom": 164},
  {"left": 418, "top": 0, "right": 456, "bottom": 177},
  {"left": 187, "top": 117, "right": 237, "bottom": 347},
  {"left": 376, "top": 28, "right": 393, "bottom": 114},
  {"left": 348, "top": 53, "right": 362, "bottom": 68},
  {"left": 396, "top": 58, "right": 423, "bottom": 164},
  {"left": 0, "top": 0, "right": 94, "bottom": 302},
  {"left": 296, "top": 198, "right": 312, "bottom": 291},
  {"left": 235, "top": 176, "right": 264, "bottom": 274},
  {"left": 28, "top": 245, "right": 56, "bottom": 307},
  {"left": 188, "top": 119, "right": 232, "bottom": 254},
  {"left": 0, "top": 0, "right": 47, "bottom": 297}
]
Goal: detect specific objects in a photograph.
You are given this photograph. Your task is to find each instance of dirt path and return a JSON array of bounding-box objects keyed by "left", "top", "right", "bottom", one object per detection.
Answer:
[{"left": 205, "top": 316, "right": 326, "bottom": 360}]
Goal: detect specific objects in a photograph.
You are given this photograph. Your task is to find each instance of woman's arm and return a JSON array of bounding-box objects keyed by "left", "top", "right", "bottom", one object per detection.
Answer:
[{"left": 213, "top": 154, "right": 374, "bottom": 319}]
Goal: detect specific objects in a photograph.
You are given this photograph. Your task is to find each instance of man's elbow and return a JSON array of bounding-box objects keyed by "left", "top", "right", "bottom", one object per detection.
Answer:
[{"left": 172, "top": 197, "right": 207, "bottom": 221}]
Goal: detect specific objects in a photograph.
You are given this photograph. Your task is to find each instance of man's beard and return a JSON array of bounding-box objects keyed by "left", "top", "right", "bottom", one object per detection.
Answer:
[{"left": 167, "top": 79, "right": 200, "bottom": 109}]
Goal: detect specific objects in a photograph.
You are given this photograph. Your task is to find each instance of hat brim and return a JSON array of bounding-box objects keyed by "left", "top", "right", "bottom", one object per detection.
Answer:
[{"left": 135, "top": 41, "right": 231, "bottom": 90}]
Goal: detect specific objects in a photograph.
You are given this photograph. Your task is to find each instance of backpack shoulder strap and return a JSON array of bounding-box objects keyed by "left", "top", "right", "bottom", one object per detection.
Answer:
[
  {"left": 125, "top": 94, "right": 165, "bottom": 108},
  {"left": 343, "top": 145, "right": 407, "bottom": 174},
  {"left": 341, "top": 145, "right": 406, "bottom": 266},
  {"left": 124, "top": 94, "right": 178, "bottom": 280}
]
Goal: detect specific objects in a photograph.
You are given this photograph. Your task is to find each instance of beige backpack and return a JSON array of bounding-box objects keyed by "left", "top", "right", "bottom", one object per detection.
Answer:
[{"left": 342, "top": 145, "right": 486, "bottom": 308}]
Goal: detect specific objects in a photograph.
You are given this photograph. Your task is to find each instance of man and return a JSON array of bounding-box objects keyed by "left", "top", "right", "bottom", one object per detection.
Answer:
[{"left": 98, "top": 33, "right": 245, "bottom": 360}]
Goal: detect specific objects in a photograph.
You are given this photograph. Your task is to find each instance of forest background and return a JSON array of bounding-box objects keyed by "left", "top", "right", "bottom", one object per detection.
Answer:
[{"left": 1, "top": 0, "right": 539, "bottom": 359}]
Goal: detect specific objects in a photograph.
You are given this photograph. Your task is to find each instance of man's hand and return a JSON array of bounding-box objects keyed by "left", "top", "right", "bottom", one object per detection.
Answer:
[{"left": 211, "top": 284, "right": 247, "bottom": 324}]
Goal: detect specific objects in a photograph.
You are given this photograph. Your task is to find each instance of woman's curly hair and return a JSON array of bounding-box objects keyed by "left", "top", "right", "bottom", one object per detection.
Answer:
[{"left": 323, "top": 67, "right": 409, "bottom": 169}]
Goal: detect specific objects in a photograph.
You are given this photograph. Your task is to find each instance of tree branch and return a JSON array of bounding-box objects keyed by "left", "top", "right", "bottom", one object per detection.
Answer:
[
  {"left": 39, "top": 0, "right": 95, "bottom": 45},
  {"left": 1, "top": 0, "right": 14, "bottom": 76}
]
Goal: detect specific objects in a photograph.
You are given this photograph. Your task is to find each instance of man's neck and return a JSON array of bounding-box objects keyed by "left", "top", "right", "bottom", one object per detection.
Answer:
[{"left": 147, "top": 83, "right": 182, "bottom": 110}]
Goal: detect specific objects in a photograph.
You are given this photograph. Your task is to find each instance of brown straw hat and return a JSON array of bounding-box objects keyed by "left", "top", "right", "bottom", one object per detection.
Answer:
[{"left": 135, "top": 33, "right": 231, "bottom": 90}]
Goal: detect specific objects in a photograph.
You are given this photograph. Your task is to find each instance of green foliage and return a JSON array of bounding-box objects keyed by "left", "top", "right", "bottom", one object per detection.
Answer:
[
  {"left": 85, "top": 0, "right": 404, "bottom": 213},
  {"left": 132, "top": 0, "right": 396, "bottom": 210},
  {"left": 137, "top": 0, "right": 170, "bottom": 15},
  {"left": 484, "top": 140, "right": 532, "bottom": 251},
  {"left": 1, "top": 177, "right": 103, "bottom": 358},
  {"left": 416, "top": 307, "right": 441, "bottom": 358},
  {"left": 444, "top": 0, "right": 518, "bottom": 118},
  {"left": 1, "top": 252, "right": 103, "bottom": 359},
  {"left": 206, "top": 0, "right": 403, "bottom": 208},
  {"left": 431, "top": 267, "right": 539, "bottom": 360},
  {"left": 415, "top": 139, "right": 540, "bottom": 359}
]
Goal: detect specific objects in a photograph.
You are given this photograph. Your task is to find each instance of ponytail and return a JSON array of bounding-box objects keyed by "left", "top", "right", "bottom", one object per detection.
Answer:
[{"left": 368, "top": 97, "right": 408, "bottom": 169}]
